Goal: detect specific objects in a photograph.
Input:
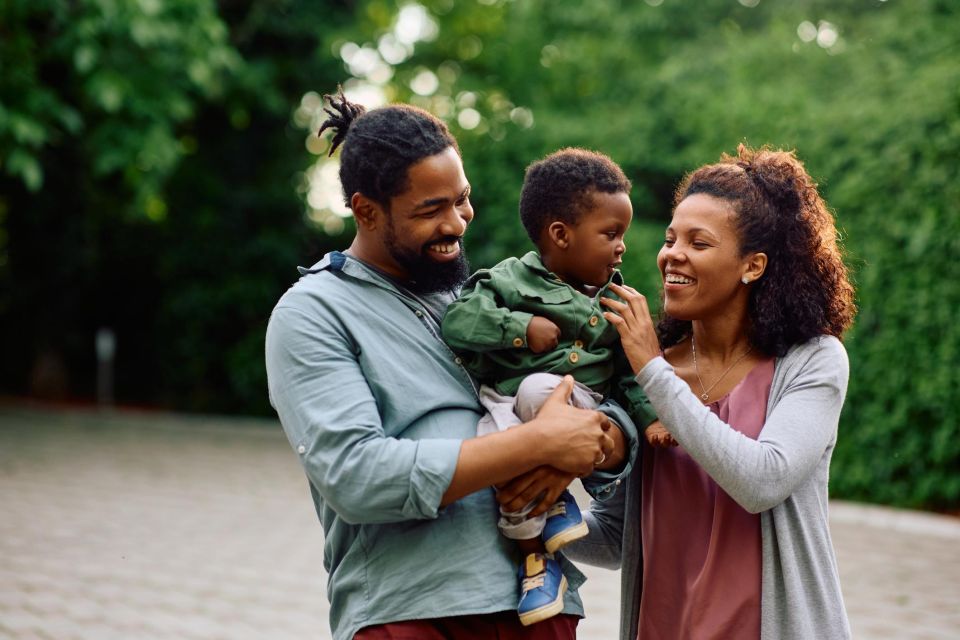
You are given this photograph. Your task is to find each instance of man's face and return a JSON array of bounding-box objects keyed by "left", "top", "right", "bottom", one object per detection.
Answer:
[{"left": 381, "top": 147, "right": 474, "bottom": 293}]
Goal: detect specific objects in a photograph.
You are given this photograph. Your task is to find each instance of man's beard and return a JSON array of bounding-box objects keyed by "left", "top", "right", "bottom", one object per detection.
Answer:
[{"left": 384, "top": 222, "right": 471, "bottom": 294}]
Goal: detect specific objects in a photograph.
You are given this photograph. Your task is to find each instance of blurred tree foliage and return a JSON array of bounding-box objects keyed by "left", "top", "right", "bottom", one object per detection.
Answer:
[
  {"left": 0, "top": 0, "right": 351, "bottom": 413},
  {"left": 1, "top": 0, "right": 957, "bottom": 508}
]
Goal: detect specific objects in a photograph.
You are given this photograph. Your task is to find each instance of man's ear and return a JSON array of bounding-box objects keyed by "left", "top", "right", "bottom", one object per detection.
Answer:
[
  {"left": 547, "top": 221, "right": 571, "bottom": 250},
  {"left": 351, "top": 192, "right": 384, "bottom": 231}
]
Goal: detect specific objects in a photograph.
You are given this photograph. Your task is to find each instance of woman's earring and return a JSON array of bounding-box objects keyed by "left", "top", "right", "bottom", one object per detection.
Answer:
[{"left": 741, "top": 276, "right": 750, "bottom": 284}]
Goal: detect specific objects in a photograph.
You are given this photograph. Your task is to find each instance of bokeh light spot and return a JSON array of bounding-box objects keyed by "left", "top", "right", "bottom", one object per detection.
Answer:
[
  {"left": 458, "top": 108, "right": 481, "bottom": 130},
  {"left": 797, "top": 21, "right": 818, "bottom": 43},
  {"left": 410, "top": 69, "right": 439, "bottom": 96}
]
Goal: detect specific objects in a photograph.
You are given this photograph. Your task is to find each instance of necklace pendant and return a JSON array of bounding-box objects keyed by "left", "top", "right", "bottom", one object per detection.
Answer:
[{"left": 700, "top": 392, "right": 710, "bottom": 401}]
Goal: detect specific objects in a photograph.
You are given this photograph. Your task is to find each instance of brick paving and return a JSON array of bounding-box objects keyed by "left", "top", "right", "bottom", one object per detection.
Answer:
[{"left": 1, "top": 407, "right": 958, "bottom": 639}]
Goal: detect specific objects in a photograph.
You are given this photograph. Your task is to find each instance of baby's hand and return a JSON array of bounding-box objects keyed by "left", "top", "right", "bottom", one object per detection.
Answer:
[
  {"left": 644, "top": 420, "right": 678, "bottom": 448},
  {"left": 526, "top": 316, "right": 561, "bottom": 353}
]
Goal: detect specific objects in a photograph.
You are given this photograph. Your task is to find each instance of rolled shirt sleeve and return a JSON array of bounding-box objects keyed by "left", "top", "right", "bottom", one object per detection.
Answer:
[{"left": 267, "top": 304, "right": 463, "bottom": 524}]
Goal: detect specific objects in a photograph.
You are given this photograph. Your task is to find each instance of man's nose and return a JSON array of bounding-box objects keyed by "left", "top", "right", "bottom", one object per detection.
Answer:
[
  {"left": 459, "top": 200, "right": 475, "bottom": 226},
  {"left": 442, "top": 206, "right": 471, "bottom": 236}
]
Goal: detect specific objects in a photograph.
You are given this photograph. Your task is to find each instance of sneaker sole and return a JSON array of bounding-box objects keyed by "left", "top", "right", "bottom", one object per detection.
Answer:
[
  {"left": 518, "top": 575, "right": 568, "bottom": 627},
  {"left": 544, "top": 521, "right": 589, "bottom": 554}
]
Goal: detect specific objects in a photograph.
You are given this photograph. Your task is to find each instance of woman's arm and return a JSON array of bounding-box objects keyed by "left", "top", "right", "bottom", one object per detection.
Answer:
[
  {"left": 599, "top": 283, "right": 849, "bottom": 514},
  {"left": 637, "top": 339, "right": 847, "bottom": 513},
  {"left": 563, "top": 483, "right": 628, "bottom": 569}
]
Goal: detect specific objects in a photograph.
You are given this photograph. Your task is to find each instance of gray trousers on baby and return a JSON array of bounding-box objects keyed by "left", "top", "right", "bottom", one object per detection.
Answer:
[{"left": 477, "top": 372, "right": 602, "bottom": 540}]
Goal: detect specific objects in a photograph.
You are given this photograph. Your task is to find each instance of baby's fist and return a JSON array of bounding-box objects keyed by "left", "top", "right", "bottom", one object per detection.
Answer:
[
  {"left": 526, "top": 316, "right": 561, "bottom": 353},
  {"left": 644, "top": 421, "right": 677, "bottom": 448}
]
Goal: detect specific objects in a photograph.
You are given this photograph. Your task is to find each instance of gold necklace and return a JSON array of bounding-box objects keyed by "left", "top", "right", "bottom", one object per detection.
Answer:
[{"left": 690, "top": 336, "right": 753, "bottom": 402}]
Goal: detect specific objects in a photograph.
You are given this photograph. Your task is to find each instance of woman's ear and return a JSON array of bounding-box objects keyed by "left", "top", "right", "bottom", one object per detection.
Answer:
[
  {"left": 741, "top": 252, "right": 768, "bottom": 284},
  {"left": 547, "top": 221, "right": 571, "bottom": 250}
]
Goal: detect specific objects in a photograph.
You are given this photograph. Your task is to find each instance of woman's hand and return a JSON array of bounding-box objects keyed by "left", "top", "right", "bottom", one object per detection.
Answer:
[
  {"left": 497, "top": 466, "right": 577, "bottom": 516},
  {"left": 600, "top": 283, "right": 661, "bottom": 374}
]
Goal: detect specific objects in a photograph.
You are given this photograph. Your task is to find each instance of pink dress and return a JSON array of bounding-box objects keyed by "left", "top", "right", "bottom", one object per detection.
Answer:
[{"left": 637, "top": 358, "right": 775, "bottom": 640}]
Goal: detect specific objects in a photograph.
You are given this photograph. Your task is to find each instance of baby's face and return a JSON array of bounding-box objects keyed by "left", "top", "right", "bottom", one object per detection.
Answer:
[{"left": 556, "top": 191, "right": 632, "bottom": 289}]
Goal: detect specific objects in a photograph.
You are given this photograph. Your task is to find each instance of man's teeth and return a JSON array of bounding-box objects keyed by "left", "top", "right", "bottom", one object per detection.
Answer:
[
  {"left": 430, "top": 242, "right": 458, "bottom": 254},
  {"left": 666, "top": 274, "right": 693, "bottom": 284}
]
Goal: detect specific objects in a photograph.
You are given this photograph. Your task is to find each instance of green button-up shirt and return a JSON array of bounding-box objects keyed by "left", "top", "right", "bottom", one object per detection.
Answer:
[
  {"left": 442, "top": 251, "right": 656, "bottom": 427},
  {"left": 265, "top": 251, "right": 637, "bottom": 640}
]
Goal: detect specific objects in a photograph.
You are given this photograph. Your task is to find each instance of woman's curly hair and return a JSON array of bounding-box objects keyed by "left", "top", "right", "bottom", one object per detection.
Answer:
[{"left": 658, "top": 144, "right": 857, "bottom": 357}]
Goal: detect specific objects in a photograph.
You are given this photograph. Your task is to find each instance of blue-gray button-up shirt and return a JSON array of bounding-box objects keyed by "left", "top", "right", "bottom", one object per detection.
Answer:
[{"left": 265, "top": 252, "right": 637, "bottom": 640}]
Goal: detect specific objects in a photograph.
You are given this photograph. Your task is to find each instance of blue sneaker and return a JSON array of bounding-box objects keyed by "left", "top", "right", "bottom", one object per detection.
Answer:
[
  {"left": 517, "top": 553, "right": 567, "bottom": 626},
  {"left": 542, "top": 490, "right": 588, "bottom": 554}
]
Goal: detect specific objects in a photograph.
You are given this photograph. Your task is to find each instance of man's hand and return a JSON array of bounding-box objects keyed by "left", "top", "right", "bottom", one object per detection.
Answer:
[
  {"left": 497, "top": 466, "right": 576, "bottom": 517},
  {"left": 526, "top": 316, "right": 561, "bottom": 353},
  {"left": 532, "top": 376, "right": 613, "bottom": 477}
]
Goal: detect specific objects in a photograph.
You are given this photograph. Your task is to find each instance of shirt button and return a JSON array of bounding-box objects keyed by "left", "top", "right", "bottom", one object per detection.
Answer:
[
  {"left": 512, "top": 337, "right": 524, "bottom": 347},
  {"left": 297, "top": 445, "right": 306, "bottom": 454},
  {"left": 455, "top": 357, "right": 463, "bottom": 365},
  {"left": 589, "top": 316, "right": 599, "bottom": 327},
  {"left": 415, "top": 310, "right": 423, "bottom": 317},
  {"left": 615, "top": 479, "right": 622, "bottom": 486},
  {"left": 569, "top": 352, "right": 579, "bottom": 364},
  {"left": 574, "top": 339, "right": 584, "bottom": 349}
]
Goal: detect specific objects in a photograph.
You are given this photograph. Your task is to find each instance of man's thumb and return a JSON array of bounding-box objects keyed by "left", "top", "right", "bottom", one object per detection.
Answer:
[{"left": 545, "top": 375, "right": 575, "bottom": 405}]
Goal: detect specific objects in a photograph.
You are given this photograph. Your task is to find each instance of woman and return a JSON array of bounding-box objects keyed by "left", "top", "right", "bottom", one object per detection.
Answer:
[{"left": 569, "top": 144, "right": 857, "bottom": 639}]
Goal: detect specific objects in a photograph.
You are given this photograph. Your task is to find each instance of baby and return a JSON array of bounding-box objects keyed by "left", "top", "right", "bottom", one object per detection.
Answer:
[{"left": 442, "top": 148, "right": 661, "bottom": 625}]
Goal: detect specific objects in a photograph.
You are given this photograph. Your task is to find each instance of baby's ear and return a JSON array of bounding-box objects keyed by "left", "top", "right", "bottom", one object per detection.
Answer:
[{"left": 546, "top": 221, "right": 571, "bottom": 250}]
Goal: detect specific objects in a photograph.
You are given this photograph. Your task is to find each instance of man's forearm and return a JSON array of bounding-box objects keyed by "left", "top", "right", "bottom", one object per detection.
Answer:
[{"left": 440, "top": 422, "right": 548, "bottom": 506}]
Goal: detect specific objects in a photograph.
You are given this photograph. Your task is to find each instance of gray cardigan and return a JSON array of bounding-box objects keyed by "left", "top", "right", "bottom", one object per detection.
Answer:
[{"left": 566, "top": 336, "right": 852, "bottom": 640}]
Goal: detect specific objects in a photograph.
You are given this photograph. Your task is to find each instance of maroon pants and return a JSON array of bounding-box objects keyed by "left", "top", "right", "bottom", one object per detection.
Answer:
[{"left": 354, "top": 611, "right": 579, "bottom": 639}]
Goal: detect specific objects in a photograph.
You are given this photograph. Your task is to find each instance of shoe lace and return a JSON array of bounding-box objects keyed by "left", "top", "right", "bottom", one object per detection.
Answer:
[
  {"left": 546, "top": 502, "right": 566, "bottom": 518},
  {"left": 522, "top": 574, "right": 546, "bottom": 592}
]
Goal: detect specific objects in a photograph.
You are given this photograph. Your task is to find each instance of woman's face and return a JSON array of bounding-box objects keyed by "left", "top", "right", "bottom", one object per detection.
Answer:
[{"left": 657, "top": 193, "right": 751, "bottom": 321}]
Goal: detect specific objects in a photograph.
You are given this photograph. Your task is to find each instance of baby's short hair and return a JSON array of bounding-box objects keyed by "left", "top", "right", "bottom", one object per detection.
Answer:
[{"left": 519, "top": 147, "right": 631, "bottom": 244}]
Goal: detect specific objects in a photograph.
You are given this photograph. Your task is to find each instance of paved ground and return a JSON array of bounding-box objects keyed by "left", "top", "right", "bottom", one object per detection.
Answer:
[{"left": 1, "top": 407, "right": 958, "bottom": 639}]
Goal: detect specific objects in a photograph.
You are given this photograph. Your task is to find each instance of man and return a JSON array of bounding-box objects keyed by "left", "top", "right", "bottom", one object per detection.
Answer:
[{"left": 265, "top": 90, "right": 637, "bottom": 640}]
